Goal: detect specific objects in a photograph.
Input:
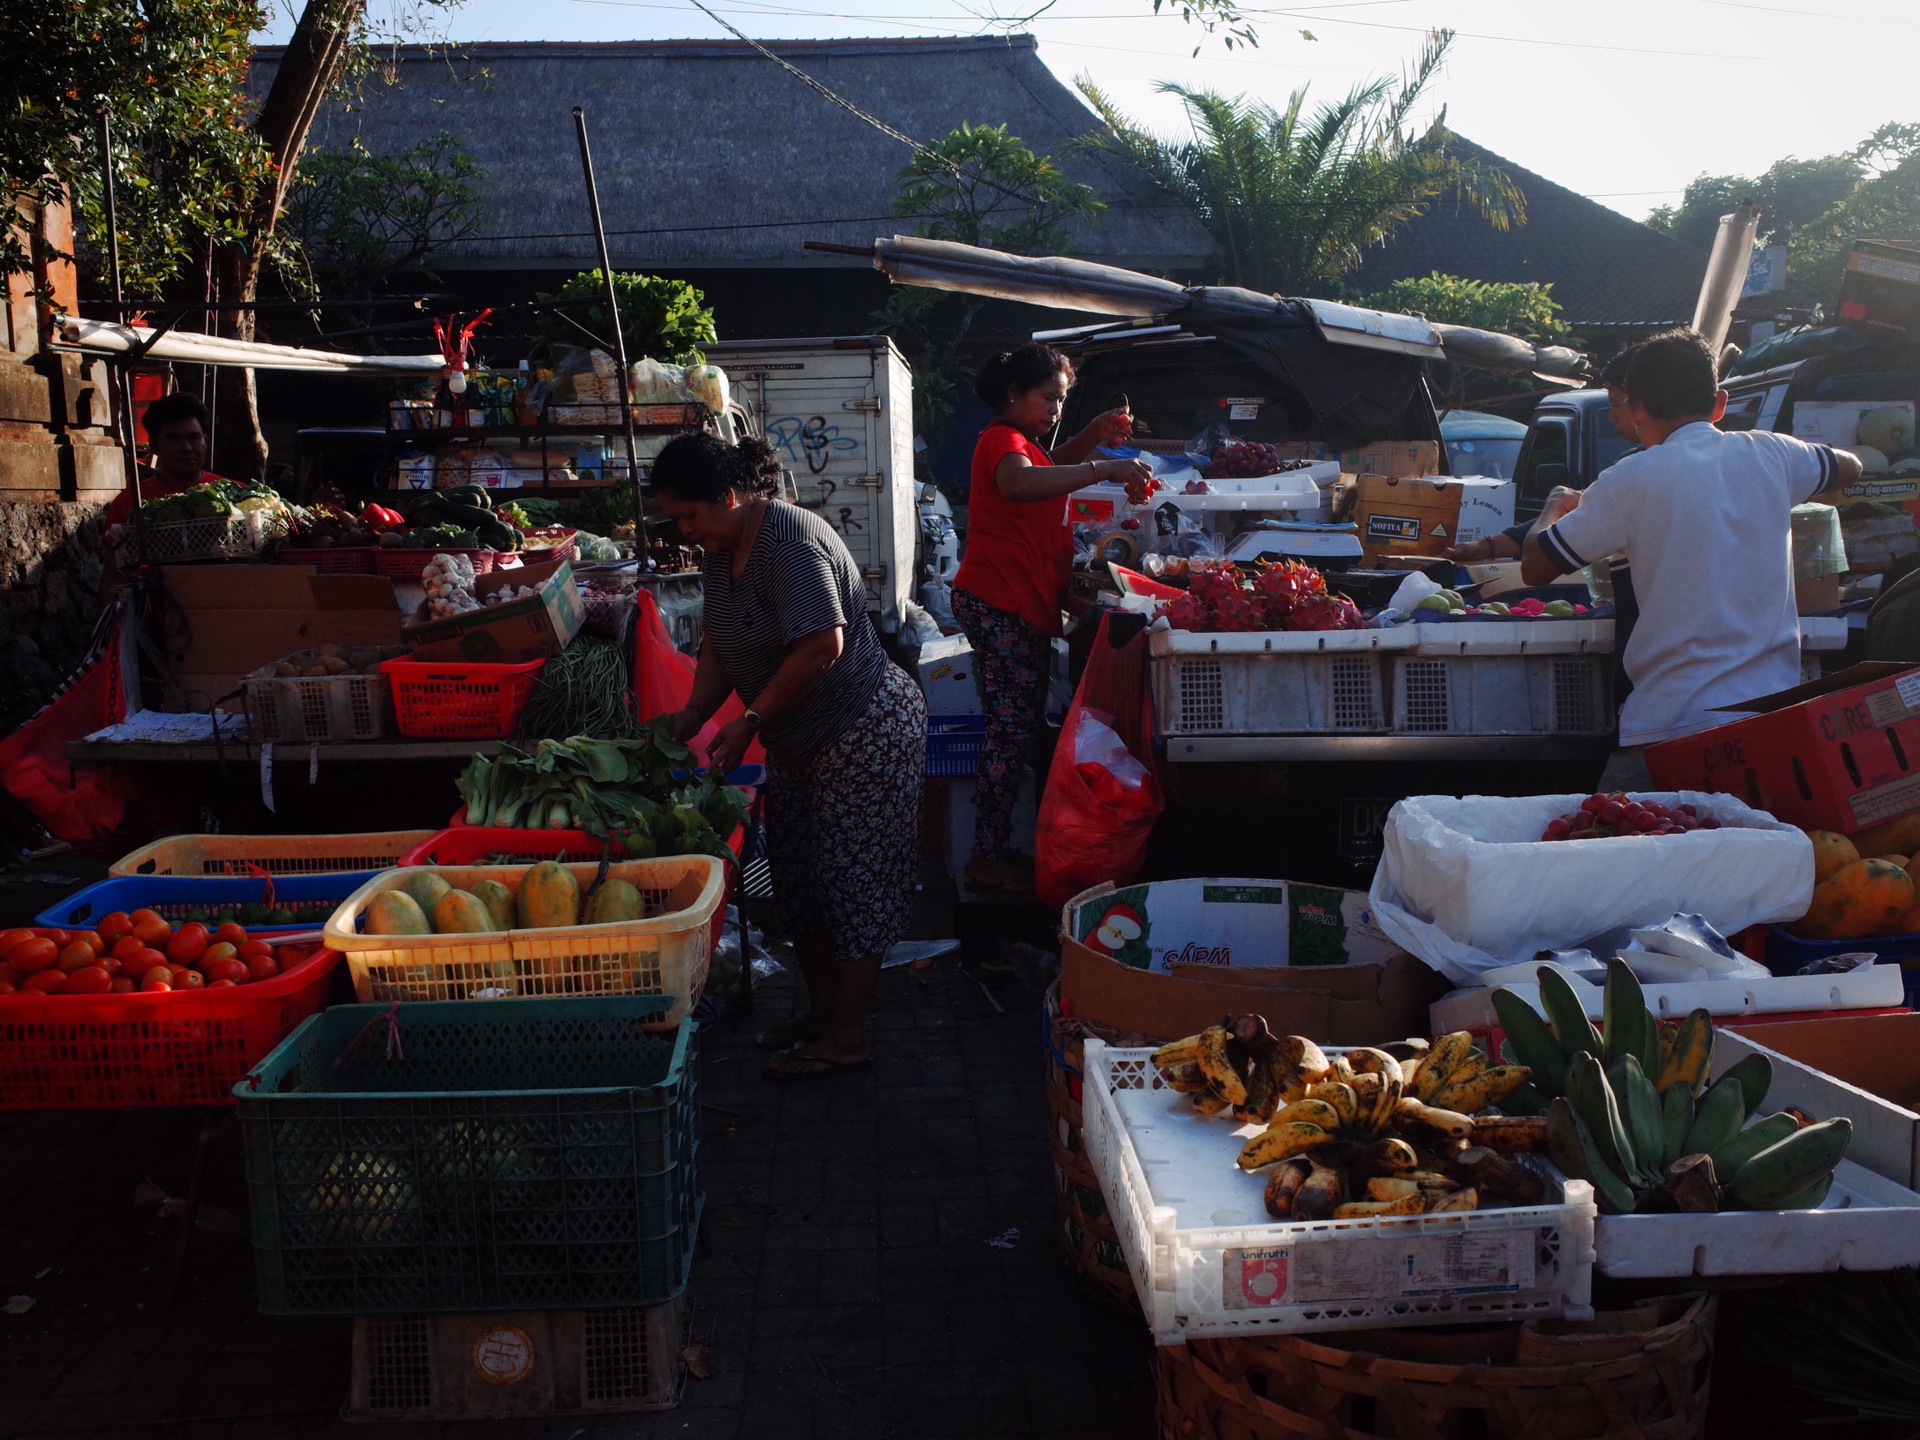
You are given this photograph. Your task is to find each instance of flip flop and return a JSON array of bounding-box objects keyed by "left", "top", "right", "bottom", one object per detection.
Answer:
[
  {"left": 753, "top": 1017, "right": 818, "bottom": 1050},
  {"left": 762, "top": 1048, "right": 873, "bottom": 1082}
]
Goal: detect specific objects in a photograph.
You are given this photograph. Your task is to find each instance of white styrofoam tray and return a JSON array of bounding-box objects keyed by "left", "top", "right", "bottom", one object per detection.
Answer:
[
  {"left": 1429, "top": 963, "right": 1907, "bottom": 1034},
  {"left": 1081, "top": 1040, "right": 1596, "bottom": 1346}
]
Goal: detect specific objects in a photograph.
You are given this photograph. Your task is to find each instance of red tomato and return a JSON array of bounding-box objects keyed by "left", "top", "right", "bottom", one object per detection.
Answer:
[
  {"left": 212, "top": 922, "right": 248, "bottom": 948},
  {"left": 124, "top": 947, "right": 167, "bottom": 977},
  {"left": 166, "top": 924, "right": 209, "bottom": 964},
  {"left": 206, "top": 979, "right": 239, "bottom": 989},
  {"left": 275, "top": 945, "right": 307, "bottom": 968},
  {"left": 203, "top": 957, "right": 250, "bottom": 985},
  {"left": 96, "top": 912, "right": 134, "bottom": 944},
  {"left": 0, "top": 981, "right": 15, "bottom": 995},
  {"left": 108, "top": 977, "right": 136, "bottom": 994},
  {"left": 112, "top": 935, "right": 149, "bottom": 961},
  {"left": 131, "top": 914, "right": 171, "bottom": 946},
  {"left": 97, "top": 955, "right": 123, "bottom": 978},
  {"left": 0, "top": 928, "right": 37, "bottom": 955},
  {"left": 63, "top": 966, "right": 112, "bottom": 995},
  {"left": 61, "top": 930, "right": 99, "bottom": 951},
  {"left": 237, "top": 939, "right": 276, "bottom": 962},
  {"left": 247, "top": 954, "right": 281, "bottom": 983},
  {"left": 23, "top": 969, "right": 66, "bottom": 993},
  {"left": 56, "top": 941, "right": 98, "bottom": 974},
  {"left": 140, "top": 973, "right": 172, "bottom": 993},
  {"left": 173, "top": 968, "right": 205, "bottom": 991},
  {"left": 201, "top": 942, "right": 239, "bottom": 967},
  {"left": 8, "top": 938, "right": 59, "bottom": 974}
]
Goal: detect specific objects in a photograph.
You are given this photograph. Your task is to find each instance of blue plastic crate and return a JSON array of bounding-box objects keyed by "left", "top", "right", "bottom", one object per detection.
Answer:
[
  {"left": 234, "top": 996, "right": 699, "bottom": 1315},
  {"left": 35, "top": 871, "right": 378, "bottom": 933},
  {"left": 1764, "top": 924, "right": 1920, "bottom": 990},
  {"left": 926, "top": 715, "right": 985, "bottom": 779}
]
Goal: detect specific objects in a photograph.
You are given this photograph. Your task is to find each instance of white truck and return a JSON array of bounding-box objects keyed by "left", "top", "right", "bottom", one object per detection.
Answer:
[{"left": 704, "top": 336, "right": 917, "bottom": 639}]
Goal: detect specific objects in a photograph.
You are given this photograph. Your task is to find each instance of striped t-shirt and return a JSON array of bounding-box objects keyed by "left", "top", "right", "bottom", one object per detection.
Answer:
[{"left": 700, "top": 500, "right": 888, "bottom": 763}]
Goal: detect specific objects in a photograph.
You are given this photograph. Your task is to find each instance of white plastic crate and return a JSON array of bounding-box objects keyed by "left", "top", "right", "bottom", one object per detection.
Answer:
[
  {"left": 131, "top": 509, "right": 288, "bottom": 565},
  {"left": 1404, "top": 618, "right": 1614, "bottom": 656},
  {"left": 244, "top": 647, "right": 408, "bottom": 743},
  {"left": 1149, "top": 627, "right": 1415, "bottom": 736},
  {"left": 1390, "top": 653, "right": 1612, "bottom": 735},
  {"left": 1080, "top": 1040, "right": 1596, "bottom": 1345}
]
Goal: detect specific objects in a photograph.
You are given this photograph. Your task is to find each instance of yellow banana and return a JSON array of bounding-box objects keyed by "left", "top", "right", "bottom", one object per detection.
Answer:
[
  {"left": 1656, "top": 1009, "right": 1713, "bottom": 1095},
  {"left": 1328, "top": 1054, "right": 1360, "bottom": 1087},
  {"left": 1264, "top": 1159, "right": 1312, "bottom": 1219},
  {"left": 1351, "top": 1137, "right": 1419, "bottom": 1179},
  {"left": 1345, "top": 1048, "right": 1404, "bottom": 1085},
  {"left": 1372, "top": 1068, "right": 1405, "bottom": 1136},
  {"left": 1333, "top": 1194, "right": 1423, "bottom": 1219},
  {"left": 1348, "top": 1074, "right": 1384, "bottom": 1135},
  {"left": 1426, "top": 1186, "right": 1479, "bottom": 1213},
  {"left": 1273, "top": 1060, "right": 1309, "bottom": 1107},
  {"left": 1196, "top": 1026, "right": 1248, "bottom": 1106},
  {"left": 1189, "top": 1092, "right": 1230, "bottom": 1117},
  {"left": 1271, "top": 1098, "right": 1343, "bottom": 1132},
  {"left": 1420, "top": 1031, "right": 1475, "bottom": 1100},
  {"left": 1366, "top": 1177, "right": 1420, "bottom": 1203},
  {"left": 1277, "top": 1035, "right": 1332, "bottom": 1080},
  {"left": 1393, "top": 1096, "right": 1475, "bottom": 1141},
  {"left": 1399, "top": 1054, "right": 1424, "bottom": 1096},
  {"left": 1151, "top": 1034, "right": 1205, "bottom": 1070},
  {"left": 1433, "top": 1064, "right": 1531, "bottom": 1114},
  {"left": 1293, "top": 1161, "right": 1345, "bottom": 1221},
  {"left": 1430, "top": 1050, "right": 1489, "bottom": 1101},
  {"left": 1232, "top": 1059, "right": 1280, "bottom": 1125},
  {"left": 1160, "top": 1062, "right": 1209, "bottom": 1095},
  {"left": 1307, "top": 1081, "right": 1361, "bottom": 1130},
  {"left": 1237, "top": 1121, "right": 1334, "bottom": 1170}
]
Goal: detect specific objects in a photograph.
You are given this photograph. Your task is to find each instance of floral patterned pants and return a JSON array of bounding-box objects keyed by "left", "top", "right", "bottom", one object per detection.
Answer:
[{"left": 952, "top": 587, "right": 1052, "bottom": 860}]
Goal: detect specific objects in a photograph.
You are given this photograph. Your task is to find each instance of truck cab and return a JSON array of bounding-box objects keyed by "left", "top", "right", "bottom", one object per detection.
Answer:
[{"left": 1510, "top": 389, "right": 1638, "bottom": 523}]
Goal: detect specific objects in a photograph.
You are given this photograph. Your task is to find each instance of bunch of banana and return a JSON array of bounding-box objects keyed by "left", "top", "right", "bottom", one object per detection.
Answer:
[{"left": 1153, "top": 1016, "right": 1338, "bottom": 1124}]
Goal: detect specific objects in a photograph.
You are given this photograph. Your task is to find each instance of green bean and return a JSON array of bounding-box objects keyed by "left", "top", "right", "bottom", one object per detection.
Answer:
[{"left": 514, "top": 637, "right": 640, "bottom": 741}]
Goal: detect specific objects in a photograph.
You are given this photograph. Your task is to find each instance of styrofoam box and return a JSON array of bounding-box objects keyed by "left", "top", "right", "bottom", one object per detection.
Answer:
[
  {"left": 1429, "top": 963, "right": 1908, "bottom": 1035},
  {"left": 1080, "top": 1040, "right": 1596, "bottom": 1345},
  {"left": 1149, "top": 626, "right": 1415, "bottom": 736},
  {"left": 1390, "top": 653, "right": 1612, "bottom": 736}
]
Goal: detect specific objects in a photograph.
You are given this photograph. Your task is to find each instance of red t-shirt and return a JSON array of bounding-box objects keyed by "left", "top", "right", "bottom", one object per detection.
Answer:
[
  {"left": 954, "top": 422, "right": 1070, "bottom": 636},
  {"left": 106, "top": 469, "right": 224, "bottom": 528}
]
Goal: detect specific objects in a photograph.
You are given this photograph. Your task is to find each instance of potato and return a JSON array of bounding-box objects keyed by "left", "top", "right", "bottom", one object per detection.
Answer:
[{"left": 273, "top": 661, "right": 300, "bottom": 677}]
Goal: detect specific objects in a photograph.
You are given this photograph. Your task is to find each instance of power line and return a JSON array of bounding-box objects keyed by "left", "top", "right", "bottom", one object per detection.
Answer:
[
  {"left": 1273, "top": 6, "right": 1815, "bottom": 63},
  {"left": 1696, "top": 0, "right": 1920, "bottom": 25}
]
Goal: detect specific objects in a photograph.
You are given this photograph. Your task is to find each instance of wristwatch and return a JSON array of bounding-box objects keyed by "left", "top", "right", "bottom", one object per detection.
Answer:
[{"left": 742, "top": 709, "right": 763, "bottom": 731}]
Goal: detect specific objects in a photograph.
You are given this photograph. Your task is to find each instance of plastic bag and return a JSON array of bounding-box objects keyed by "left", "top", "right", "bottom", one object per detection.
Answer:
[
  {"left": 1035, "top": 613, "right": 1164, "bottom": 908},
  {"left": 629, "top": 589, "right": 764, "bottom": 767}
]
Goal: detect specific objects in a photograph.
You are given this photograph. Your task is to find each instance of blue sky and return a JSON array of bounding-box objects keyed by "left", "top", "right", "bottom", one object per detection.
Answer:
[{"left": 261, "top": 0, "right": 1919, "bottom": 223}]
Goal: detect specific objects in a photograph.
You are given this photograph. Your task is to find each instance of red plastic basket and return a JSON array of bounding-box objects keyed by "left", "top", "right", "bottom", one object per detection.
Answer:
[
  {"left": 380, "top": 657, "right": 545, "bottom": 740},
  {"left": 277, "top": 546, "right": 377, "bottom": 575},
  {"left": 516, "top": 527, "right": 577, "bottom": 564},
  {"left": 372, "top": 546, "right": 497, "bottom": 581},
  {"left": 0, "top": 948, "right": 344, "bottom": 1110}
]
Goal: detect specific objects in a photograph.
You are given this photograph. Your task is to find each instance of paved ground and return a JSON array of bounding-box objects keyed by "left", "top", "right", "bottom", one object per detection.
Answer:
[{"left": 0, "top": 910, "right": 1156, "bottom": 1440}]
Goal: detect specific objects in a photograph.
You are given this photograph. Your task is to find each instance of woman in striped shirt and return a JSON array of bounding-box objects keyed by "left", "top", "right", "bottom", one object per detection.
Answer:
[{"left": 657, "top": 434, "right": 926, "bottom": 1081}]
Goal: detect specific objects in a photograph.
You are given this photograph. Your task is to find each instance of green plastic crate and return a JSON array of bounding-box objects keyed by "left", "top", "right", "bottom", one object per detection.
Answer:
[{"left": 234, "top": 997, "right": 699, "bottom": 1316}]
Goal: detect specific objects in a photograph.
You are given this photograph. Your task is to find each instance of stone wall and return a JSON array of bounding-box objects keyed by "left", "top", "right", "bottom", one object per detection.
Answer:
[{"left": 0, "top": 500, "right": 108, "bottom": 731}]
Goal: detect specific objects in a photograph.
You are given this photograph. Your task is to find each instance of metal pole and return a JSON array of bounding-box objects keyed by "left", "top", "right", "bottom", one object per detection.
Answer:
[
  {"left": 96, "top": 108, "right": 142, "bottom": 508},
  {"left": 572, "top": 107, "right": 645, "bottom": 541}
]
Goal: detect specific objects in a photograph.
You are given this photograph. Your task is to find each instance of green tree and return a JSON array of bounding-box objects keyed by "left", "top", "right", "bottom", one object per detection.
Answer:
[
  {"left": 280, "top": 132, "right": 487, "bottom": 301},
  {"left": 1074, "top": 30, "right": 1524, "bottom": 296},
  {"left": 1647, "top": 153, "right": 1864, "bottom": 252},
  {"left": 1369, "top": 271, "right": 1568, "bottom": 408},
  {"left": 1791, "top": 125, "right": 1920, "bottom": 303},
  {"left": 875, "top": 124, "right": 1104, "bottom": 436},
  {"left": 534, "top": 271, "right": 716, "bottom": 365}
]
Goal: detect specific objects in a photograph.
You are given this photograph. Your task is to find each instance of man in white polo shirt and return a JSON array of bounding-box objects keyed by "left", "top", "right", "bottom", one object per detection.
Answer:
[{"left": 1521, "top": 328, "right": 1862, "bottom": 788}]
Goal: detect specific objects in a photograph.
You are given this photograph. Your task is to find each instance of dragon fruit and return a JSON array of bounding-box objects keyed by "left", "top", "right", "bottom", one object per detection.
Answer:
[
  {"left": 1284, "top": 592, "right": 1366, "bottom": 632},
  {"left": 1211, "top": 589, "right": 1267, "bottom": 632},
  {"left": 1251, "top": 560, "right": 1326, "bottom": 624},
  {"left": 1157, "top": 592, "right": 1209, "bottom": 632}
]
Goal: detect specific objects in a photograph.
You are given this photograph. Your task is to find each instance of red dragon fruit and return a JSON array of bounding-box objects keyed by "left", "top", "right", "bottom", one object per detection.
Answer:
[
  {"left": 1186, "top": 566, "right": 1241, "bottom": 608},
  {"left": 1284, "top": 592, "right": 1366, "bottom": 632},
  {"left": 1251, "top": 560, "right": 1326, "bottom": 624},
  {"left": 1157, "top": 592, "right": 1209, "bottom": 632},
  {"left": 1210, "top": 588, "right": 1267, "bottom": 632}
]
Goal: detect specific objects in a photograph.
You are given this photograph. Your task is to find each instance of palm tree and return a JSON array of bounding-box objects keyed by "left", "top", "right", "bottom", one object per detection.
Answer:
[{"left": 1076, "top": 31, "right": 1526, "bottom": 296}]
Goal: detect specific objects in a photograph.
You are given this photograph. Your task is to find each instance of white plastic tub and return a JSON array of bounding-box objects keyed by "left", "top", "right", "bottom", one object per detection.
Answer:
[{"left": 1149, "top": 626, "right": 1414, "bottom": 736}]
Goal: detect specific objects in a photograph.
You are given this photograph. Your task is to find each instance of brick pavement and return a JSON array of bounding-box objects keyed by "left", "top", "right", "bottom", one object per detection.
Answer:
[{"left": 0, "top": 942, "right": 1156, "bottom": 1439}]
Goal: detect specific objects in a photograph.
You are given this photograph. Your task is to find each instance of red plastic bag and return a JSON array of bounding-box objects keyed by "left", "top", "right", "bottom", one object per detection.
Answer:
[
  {"left": 629, "top": 588, "right": 764, "bottom": 768},
  {"left": 1035, "top": 612, "right": 1164, "bottom": 908}
]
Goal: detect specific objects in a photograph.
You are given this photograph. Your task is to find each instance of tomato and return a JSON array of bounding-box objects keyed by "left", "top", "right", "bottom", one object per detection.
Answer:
[
  {"left": 97, "top": 956, "right": 123, "bottom": 978},
  {"left": 246, "top": 954, "right": 280, "bottom": 983},
  {"left": 204, "top": 957, "right": 250, "bottom": 985},
  {"left": 63, "top": 930, "right": 101, "bottom": 952},
  {"left": 212, "top": 922, "right": 248, "bottom": 948},
  {"left": 55, "top": 942, "right": 97, "bottom": 974},
  {"left": 0, "top": 928, "right": 37, "bottom": 955},
  {"left": 131, "top": 914, "right": 172, "bottom": 946},
  {"left": 201, "top": 942, "right": 239, "bottom": 967},
  {"left": 124, "top": 948, "right": 168, "bottom": 978},
  {"left": 23, "top": 969, "right": 66, "bottom": 993},
  {"left": 206, "top": 978, "right": 239, "bottom": 989},
  {"left": 173, "top": 967, "right": 205, "bottom": 990},
  {"left": 166, "top": 924, "right": 209, "bottom": 964},
  {"left": 0, "top": 981, "right": 15, "bottom": 995},
  {"left": 112, "top": 935, "right": 149, "bottom": 961},
  {"left": 63, "top": 966, "right": 112, "bottom": 995},
  {"left": 96, "top": 912, "right": 134, "bottom": 944},
  {"left": 108, "top": 977, "right": 136, "bottom": 994},
  {"left": 128, "top": 907, "right": 164, "bottom": 928},
  {"left": 238, "top": 939, "right": 276, "bottom": 962},
  {"left": 276, "top": 945, "right": 307, "bottom": 968},
  {"left": 8, "top": 938, "right": 59, "bottom": 974},
  {"left": 140, "top": 973, "right": 172, "bottom": 993}
]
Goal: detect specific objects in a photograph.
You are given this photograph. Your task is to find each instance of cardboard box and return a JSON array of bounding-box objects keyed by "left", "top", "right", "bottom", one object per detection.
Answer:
[
  {"left": 1339, "top": 440, "right": 1440, "bottom": 479},
  {"left": 1059, "top": 877, "right": 1445, "bottom": 1043},
  {"left": 1791, "top": 399, "right": 1915, "bottom": 449},
  {"left": 402, "top": 558, "right": 582, "bottom": 664},
  {"left": 1353, "top": 474, "right": 1517, "bottom": 560},
  {"left": 1644, "top": 662, "right": 1920, "bottom": 834},
  {"left": 1714, "top": 1013, "right": 1920, "bottom": 1190},
  {"left": 158, "top": 566, "right": 402, "bottom": 710},
  {"left": 918, "top": 633, "right": 982, "bottom": 716},
  {"left": 1796, "top": 572, "right": 1842, "bottom": 616}
]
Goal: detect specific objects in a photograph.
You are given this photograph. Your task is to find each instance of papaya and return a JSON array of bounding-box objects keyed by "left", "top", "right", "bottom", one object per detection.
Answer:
[
  {"left": 433, "top": 889, "right": 497, "bottom": 935},
  {"left": 364, "top": 889, "right": 431, "bottom": 936},
  {"left": 389, "top": 870, "right": 453, "bottom": 914},
  {"left": 584, "top": 878, "right": 645, "bottom": 925},
  {"left": 468, "top": 878, "right": 516, "bottom": 932},
  {"left": 1800, "top": 858, "right": 1915, "bottom": 939},
  {"left": 1844, "top": 812, "right": 1920, "bottom": 863},
  {"left": 517, "top": 860, "right": 581, "bottom": 928},
  {"left": 1806, "top": 829, "right": 1860, "bottom": 884}
]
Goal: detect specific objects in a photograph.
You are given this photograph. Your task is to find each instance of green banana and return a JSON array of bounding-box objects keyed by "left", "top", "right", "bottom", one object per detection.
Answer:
[
  {"left": 1710, "top": 1112, "right": 1801, "bottom": 1177},
  {"left": 1727, "top": 1118, "right": 1853, "bottom": 1210},
  {"left": 1681, "top": 1075, "right": 1748, "bottom": 1161},
  {"left": 1619, "top": 1055, "right": 1667, "bottom": 1181},
  {"left": 1770, "top": 1171, "right": 1835, "bottom": 1211},
  {"left": 1493, "top": 988, "right": 1568, "bottom": 1095},
  {"left": 1547, "top": 1096, "right": 1636, "bottom": 1214},
  {"left": 1719, "top": 1054, "right": 1774, "bottom": 1121},
  {"left": 1568, "top": 1052, "right": 1645, "bottom": 1187},
  {"left": 1602, "top": 959, "right": 1652, "bottom": 1073},
  {"left": 1499, "top": 1082, "right": 1551, "bottom": 1117},
  {"left": 1538, "top": 965, "right": 1604, "bottom": 1062},
  {"left": 1660, "top": 1084, "right": 1696, "bottom": 1169}
]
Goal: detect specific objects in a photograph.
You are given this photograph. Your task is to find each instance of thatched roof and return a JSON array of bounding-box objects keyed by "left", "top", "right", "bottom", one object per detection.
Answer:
[{"left": 250, "top": 36, "right": 1215, "bottom": 273}]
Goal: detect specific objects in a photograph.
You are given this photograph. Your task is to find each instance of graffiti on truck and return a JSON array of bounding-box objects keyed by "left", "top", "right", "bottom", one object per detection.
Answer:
[{"left": 767, "top": 414, "right": 861, "bottom": 475}]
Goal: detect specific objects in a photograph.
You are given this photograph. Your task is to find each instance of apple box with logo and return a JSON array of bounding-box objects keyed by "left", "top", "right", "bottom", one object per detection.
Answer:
[
  {"left": 1352, "top": 475, "right": 1515, "bottom": 562},
  {"left": 1644, "top": 662, "right": 1920, "bottom": 836}
]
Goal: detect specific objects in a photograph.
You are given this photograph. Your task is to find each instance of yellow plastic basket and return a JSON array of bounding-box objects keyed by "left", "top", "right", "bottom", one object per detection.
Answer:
[
  {"left": 322, "top": 857, "right": 724, "bottom": 1029},
  {"left": 111, "top": 831, "right": 436, "bottom": 878}
]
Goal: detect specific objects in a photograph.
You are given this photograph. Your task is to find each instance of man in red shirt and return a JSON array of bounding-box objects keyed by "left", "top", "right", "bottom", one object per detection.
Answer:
[{"left": 107, "top": 392, "right": 225, "bottom": 529}]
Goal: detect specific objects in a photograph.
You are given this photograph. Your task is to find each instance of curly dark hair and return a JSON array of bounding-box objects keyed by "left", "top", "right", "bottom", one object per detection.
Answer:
[
  {"left": 1625, "top": 329, "right": 1719, "bottom": 421},
  {"left": 972, "top": 342, "right": 1073, "bottom": 411},
  {"left": 141, "top": 391, "right": 209, "bottom": 440},
  {"left": 650, "top": 432, "right": 782, "bottom": 503}
]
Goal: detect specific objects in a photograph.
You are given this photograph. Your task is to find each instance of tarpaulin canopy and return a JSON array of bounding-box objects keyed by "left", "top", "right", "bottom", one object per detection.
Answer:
[{"left": 51, "top": 317, "right": 445, "bottom": 375}]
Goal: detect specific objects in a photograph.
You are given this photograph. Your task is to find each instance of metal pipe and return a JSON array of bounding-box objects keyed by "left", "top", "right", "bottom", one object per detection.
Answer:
[
  {"left": 95, "top": 108, "right": 141, "bottom": 507},
  {"left": 573, "top": 106, "right": 645, "bottom": 538},
  {"left": 1692, "top": 203, "right": 1762, "bottom": 368}
]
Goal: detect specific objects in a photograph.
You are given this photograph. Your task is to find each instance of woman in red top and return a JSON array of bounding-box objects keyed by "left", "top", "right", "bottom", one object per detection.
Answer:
[{"left": 952, "top": 343, "right": 1150, "bottom": 892}]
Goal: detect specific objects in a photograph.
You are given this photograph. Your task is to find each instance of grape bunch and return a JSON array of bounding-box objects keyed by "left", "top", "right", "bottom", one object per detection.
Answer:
[
  {"left": 1209, "top": 441, "right": 1281, "bottom": 478},
  {"left": 1541, "top": 794, "right": 1723, "bottom": 842}
]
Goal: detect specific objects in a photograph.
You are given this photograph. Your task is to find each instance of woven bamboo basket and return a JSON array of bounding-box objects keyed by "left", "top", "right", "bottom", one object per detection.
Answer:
[
  {"left": 1156, "top": 1294, "right": 1715, "bottom": 1440},
  {"left": 1042, "top": 979, "right": 1159, "bottom": 1315}
]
